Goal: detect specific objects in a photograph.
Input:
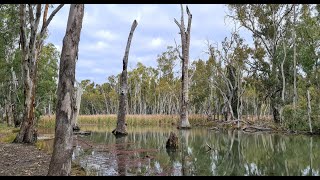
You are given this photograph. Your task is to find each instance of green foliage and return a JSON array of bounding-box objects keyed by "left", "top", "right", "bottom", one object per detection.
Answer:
[
  {"left": 36, "top": 43, "right": 59, "bottom": 117},
  {"left": 283, "top": 86, "right": 320, "bottom": 131}
]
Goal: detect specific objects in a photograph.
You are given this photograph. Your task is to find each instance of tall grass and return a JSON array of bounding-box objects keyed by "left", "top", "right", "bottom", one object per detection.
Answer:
[{"left": 38, "top": 114, "right": 210, "bottom": 128}]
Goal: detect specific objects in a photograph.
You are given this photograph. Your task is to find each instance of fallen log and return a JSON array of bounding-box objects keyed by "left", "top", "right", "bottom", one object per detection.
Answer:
[
  {"left": 73, "top": 131, "right": 91, "bottom": 136},
  {"left": 242, "top": 126, "right": 272, "bottom": 132},
  {"left": 208, "top": 127, "right": 220, "bottom": 131},
  {"left": 222, "top": 119, "right": 253, "bottom": 125}
]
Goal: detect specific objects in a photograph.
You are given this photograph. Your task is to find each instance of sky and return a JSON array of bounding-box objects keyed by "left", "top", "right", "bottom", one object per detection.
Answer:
[{"left": 46, "top": 4, "right": 253, "bottom": 84}]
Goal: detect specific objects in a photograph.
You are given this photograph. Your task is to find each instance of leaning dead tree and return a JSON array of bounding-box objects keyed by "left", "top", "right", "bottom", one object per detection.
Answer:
[
  {"left": 112, "top": 20, "right": 138, "bottom": 136},
  {"left": 14, "top": 4, "right": 64, "bottom": 144},
  {"left": 47, "top": 4, "right": 84, "bottom": 176},
  {"left": 174, "top": 4, "right": 192, "bottom": 129}
]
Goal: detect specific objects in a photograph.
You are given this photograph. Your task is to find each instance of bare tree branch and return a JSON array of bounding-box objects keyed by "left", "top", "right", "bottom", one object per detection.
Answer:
[
  {"left": 42, "top": 4, "right": 49, "bottom": 29},
  {"left": 180, "top": 4, "right": 184, "bottom": 31},
  {"left": 174, "top": 18, "right": 182, "bottom": 30},
  {"left": 174, "top": 38, "right": 183, "bottom": 60},
  {"left": 40, "top": 4, "right": 64, "bottom": 36}
]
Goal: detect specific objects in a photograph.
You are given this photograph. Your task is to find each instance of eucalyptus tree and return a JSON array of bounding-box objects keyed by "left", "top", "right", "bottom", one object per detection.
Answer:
[
  {"left": 228, "top": 4, "right": 294, "bottom": 123},
  {"left": 48, "top": 4, "right": 84, "bottom": 176},
  {"left": 14, "top": 4, "right": 64, "bottom": 143},
  {"left": 0, "top": 4, "right": 20, "bottom": 126}
]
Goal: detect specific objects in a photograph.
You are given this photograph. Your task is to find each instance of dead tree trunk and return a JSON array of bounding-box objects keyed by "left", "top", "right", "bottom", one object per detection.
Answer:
[
  {"left": 72, "top": 81, "right": 83, "bottom": 130},
  {"left": 14, "top": 4, "right": 64, "bottom": 144},
  {"left": 47, "top": 4, "right": 84, "bottom": 176},
  {"left": 112, "top": 20, "right": 138, "bottom": 136},
  {"left": 174, "top": 5, "right": 192, "bottom": 129}
]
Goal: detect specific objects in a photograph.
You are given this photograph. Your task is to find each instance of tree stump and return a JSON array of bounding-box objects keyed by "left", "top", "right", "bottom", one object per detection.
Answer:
[
  {"left": 166, "top": 132, "right": 178, "bottom": 151},
  {"left": 73, "top": 125, "right": 80, "bottom": 132}
]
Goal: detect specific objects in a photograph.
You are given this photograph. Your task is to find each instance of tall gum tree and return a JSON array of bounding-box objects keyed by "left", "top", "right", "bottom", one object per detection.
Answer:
[
  {"left": 48, "top": 4, "right": 84, "bottom": 176},
  {"left": 14, "top": 4, "right": 64, "bottom": 143}
]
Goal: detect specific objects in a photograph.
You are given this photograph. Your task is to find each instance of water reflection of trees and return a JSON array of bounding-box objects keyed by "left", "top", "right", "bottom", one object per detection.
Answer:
[
  {"left": 208, "top": 131, "right": 320, "bottom": 176},
  {"left": 115, "top": 136, "right": 127, "bottom": 176},
  {"left": 76, "top": 127, "right": 320, "bottom": 176}
]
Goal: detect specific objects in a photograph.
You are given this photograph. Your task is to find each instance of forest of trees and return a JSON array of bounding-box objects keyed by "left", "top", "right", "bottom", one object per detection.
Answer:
[
  {"left": 0, "top": 3, "right": 320, "bottom": 176},
  {"left": 78, "top": 5, "right": 320, "bottom": 132},
  {"left": 1, "top": 4, "right": 320, "bottom": 133}
]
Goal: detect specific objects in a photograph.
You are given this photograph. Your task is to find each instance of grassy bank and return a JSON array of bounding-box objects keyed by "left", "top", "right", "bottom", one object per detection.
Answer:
[
  {"left": 38, "top": 114, "right": 213, "bottom": 128},
  {"left": 0, "top": 123, "right": 19, "bottom": 143}
]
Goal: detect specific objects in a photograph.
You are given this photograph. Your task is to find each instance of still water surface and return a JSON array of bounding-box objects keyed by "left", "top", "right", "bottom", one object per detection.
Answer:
[{"left": 38, "top": 126, "right": 320, "bottom": 176}]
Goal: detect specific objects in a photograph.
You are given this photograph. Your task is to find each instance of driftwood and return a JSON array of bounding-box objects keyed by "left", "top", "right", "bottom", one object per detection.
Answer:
[
  {"left": 206, "top": 142, "right": 212, "bottom": 151},
  {"left": 73, "top": 125, "right": 80, "bottom": 132},
  {"left": 222, "top": 119, "right": 253, "bottom": 125},
  {"left": 242, "top": 126, "right": 271, "bottom": 132},
  {"left": 208, "top": 127, "right": 220, "bottom": 131},
  {"left": 73, "top": 131, "right": 91, "bottom": 136}
]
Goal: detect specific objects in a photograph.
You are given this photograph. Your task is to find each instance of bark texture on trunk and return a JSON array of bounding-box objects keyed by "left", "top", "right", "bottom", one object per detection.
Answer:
[
  {"left": 112, "top": 20, "right": 138, "bottom": 136},
  {"left": 174, "top": 5, "right": 192, "bottom": 129},
  {"left": 14, "top": 4, "right": 64, "bottom": 144},
  {"left": 13, "top": 4, "right": 40, "bottom": 143},
  {"left": 48, "top": 4, "right": 84, "bottom": 176},
  {"left": 227, "top": 64, "right": 238, "bottom": 119}
]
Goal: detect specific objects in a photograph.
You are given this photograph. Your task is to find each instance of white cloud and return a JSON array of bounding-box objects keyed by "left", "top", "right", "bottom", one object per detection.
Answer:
[
  {"left": 96, "top": 41, "right": 109, "bottom": 49},
  {"left": 151, "top": 37, "right": 164, "bottom": 48},
  {"left": 129, "top": 54, "right": 156, "bottom": 69},
  {"left": 94, "top": 30, "right": 118, "bottom": 41},
  {"left": 80, "top": 41, "right": 110, "bottom": 53}
]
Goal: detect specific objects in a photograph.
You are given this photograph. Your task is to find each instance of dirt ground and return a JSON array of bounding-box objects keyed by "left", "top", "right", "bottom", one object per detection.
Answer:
[{"left": 0, "top": 142, "right": 51, "bottom": 176}]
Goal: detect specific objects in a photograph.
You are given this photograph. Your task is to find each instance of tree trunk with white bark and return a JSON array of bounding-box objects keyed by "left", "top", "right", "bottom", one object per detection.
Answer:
[{"left": 174, "top": 5, "right": 192, "bottom": 129}]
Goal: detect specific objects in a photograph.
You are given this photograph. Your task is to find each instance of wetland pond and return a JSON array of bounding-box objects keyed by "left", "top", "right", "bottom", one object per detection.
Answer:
[{"left": 38, "top": 126, "right": 320, "bottom": 176}]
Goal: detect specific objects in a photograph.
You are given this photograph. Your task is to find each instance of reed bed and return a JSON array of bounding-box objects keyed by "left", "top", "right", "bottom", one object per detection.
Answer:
[{"left": 38, "top": 114, "right": 210, "bottom": 128}]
